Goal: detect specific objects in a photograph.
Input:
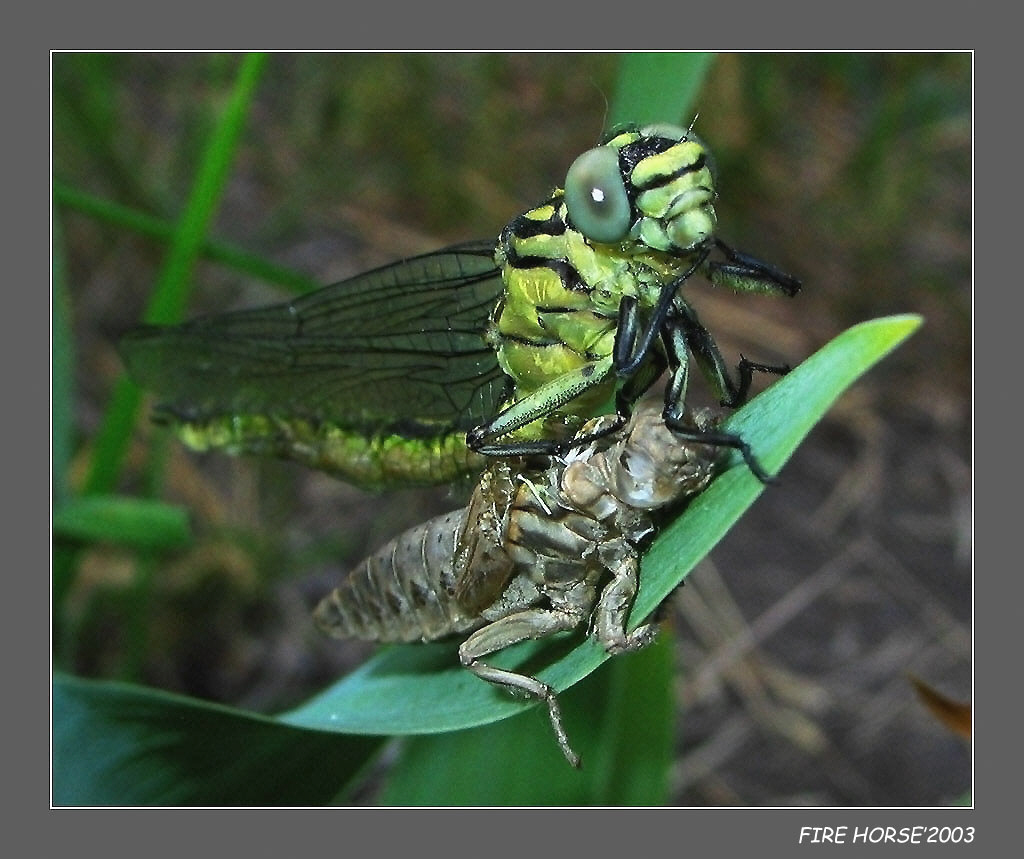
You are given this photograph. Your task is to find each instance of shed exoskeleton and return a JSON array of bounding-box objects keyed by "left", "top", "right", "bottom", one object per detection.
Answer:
[{"left": 314, "top": 406, "right": 727, "bottom": 766}]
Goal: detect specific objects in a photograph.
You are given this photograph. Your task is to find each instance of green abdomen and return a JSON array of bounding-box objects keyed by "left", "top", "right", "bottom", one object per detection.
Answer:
[{"left": 172, "top": 413, "right": 485, "bottom": 491}]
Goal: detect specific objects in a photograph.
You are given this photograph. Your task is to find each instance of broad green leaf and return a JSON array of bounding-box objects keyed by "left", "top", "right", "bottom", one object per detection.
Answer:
[
  {"left": 282, "top": 315, "right": 923, "bottom": 737},
  {"left": 52, "top": 495, "right": 191, "bottom": 550},
  {"left": 379, "top": 637, "right": 674, "bottom": 805},
  {"left": 588, "top": 632, "right": 675, "bottom": 804},
  {"left": 632, "top": 313, "right": 925, "bottom": 622},
  {"left": 380, "top": 666, "right": 612, "bottom": 805},
  {"left": 52, "top": 673, "right": 383, "bottom": 806}
]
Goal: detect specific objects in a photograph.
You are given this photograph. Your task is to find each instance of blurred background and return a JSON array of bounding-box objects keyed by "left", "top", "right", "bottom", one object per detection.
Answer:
[{"left": 52, "top": 53, "right": 971, "bottom": 805}]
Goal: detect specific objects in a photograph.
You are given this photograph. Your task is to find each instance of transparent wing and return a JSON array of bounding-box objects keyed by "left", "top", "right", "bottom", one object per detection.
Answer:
[{"left": 120, "top": 242, "right": 506, "bottom": 437}]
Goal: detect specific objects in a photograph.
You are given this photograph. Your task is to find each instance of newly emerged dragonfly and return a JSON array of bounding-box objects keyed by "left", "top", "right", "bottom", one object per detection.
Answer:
[
  {"left": 314, "top": 406, "right": 727, "bottom": 767},
  {"left": 122, "top": 123, "right": 799, "bottom": 488}
]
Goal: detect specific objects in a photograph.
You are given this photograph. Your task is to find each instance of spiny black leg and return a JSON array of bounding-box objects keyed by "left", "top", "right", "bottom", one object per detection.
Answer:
[
  {"left": 731, "top": 355, "right": 791, "bottom": 408},
  {"left": 466, "top": 397, "right": 631, "bottom": 459},
  {"left": 671, "top": 298, "right": 747, "bottom": 407},
  {"left": 664, "top": 415, "right": 776, "bottom": 485},
  {"left": 613, "top": 295, "right": 640, "bottom": 370},
  {"left": 661, "top": 312, "right": 691, "bottom": 416},
  {"left": 712, "top": 238, "right": 801, "bottom": 296},
  {"left": 671, "top": 299, "right": 787, "bottom": 409},
  {"left": 517, "top": 344, "right": 667, "bottom": 457},
  {"left": 555, "top": 412, "right": 628, "bottom": 454},
  {"left": 616, "top": 249, "right": 708, "bottom": 376},
  {"left": 660, "top": 316, "right": 774, "bottom": 483}
]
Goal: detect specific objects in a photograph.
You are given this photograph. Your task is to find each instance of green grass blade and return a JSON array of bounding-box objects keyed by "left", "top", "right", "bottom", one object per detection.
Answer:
[
  {"left": 608, "top": 53, "right": 716, "bottom": 129},
  {"left": 633, "top": 313, "right": 925, "bottom": 622},
  {"left": 53, "top": 495, "right": 191, "bottom": 551},
  {"left": 53, "top": 181, "right": 319, "bottom": 295},
  {"left": 83, "top": 52, "right": 268, "bottom": 497},
  {"left": 281, "top": 315, "right": 923, "bottom": 737}
]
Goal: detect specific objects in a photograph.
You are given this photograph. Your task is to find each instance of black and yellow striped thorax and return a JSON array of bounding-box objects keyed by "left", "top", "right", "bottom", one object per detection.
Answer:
[{"left": 487, "top": 125, "right": 720, "bottom": 440}]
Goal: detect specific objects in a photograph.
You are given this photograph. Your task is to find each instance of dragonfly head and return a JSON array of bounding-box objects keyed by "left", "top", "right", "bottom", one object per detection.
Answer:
[{"left": 563, "top": 123, "right": 719, "bottom": 256}]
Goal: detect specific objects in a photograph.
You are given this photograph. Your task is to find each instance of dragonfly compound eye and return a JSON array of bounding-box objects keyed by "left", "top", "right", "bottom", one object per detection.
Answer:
[{"left": 564, "top": 145, "right": 632, "bottom": 244}]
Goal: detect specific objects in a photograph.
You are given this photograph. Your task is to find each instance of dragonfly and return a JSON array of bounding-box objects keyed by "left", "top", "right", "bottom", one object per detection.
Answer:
[
  {"left": 314, "top": 405, "right": 728, "bottom": 767},
  {"left": 121, "top": 123, "right": 800, "bottom": 489}
]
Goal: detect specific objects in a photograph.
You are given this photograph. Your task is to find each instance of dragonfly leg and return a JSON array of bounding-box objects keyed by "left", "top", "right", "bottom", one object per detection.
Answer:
[
  {"left": 466, "top": 357, "right": 615, "bottom": 457},
  {"left": 669, "top": 296, "right": 788, "bottom": 409},
  {"left": 613, "top": 249, "right": 707, "bottom": 376},
  {"left": 665, "top": 411, "right": 775, "bottom": 484},
  {"left": 705, "top": 237, "right": 801, "bottom": 297},
  {"left": 661, "top": 311, "right": 776, "bottom": 483}
]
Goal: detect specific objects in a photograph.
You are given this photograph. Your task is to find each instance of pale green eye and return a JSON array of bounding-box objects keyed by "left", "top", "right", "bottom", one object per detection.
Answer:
[{"left": 564, "top": 146, "right": 632, "bottom": 244}]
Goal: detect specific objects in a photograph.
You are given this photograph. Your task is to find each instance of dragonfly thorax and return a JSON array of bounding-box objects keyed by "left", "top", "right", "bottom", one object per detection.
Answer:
[{"left": 487, "top": 124, "right": 725, "bottom": 446}]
